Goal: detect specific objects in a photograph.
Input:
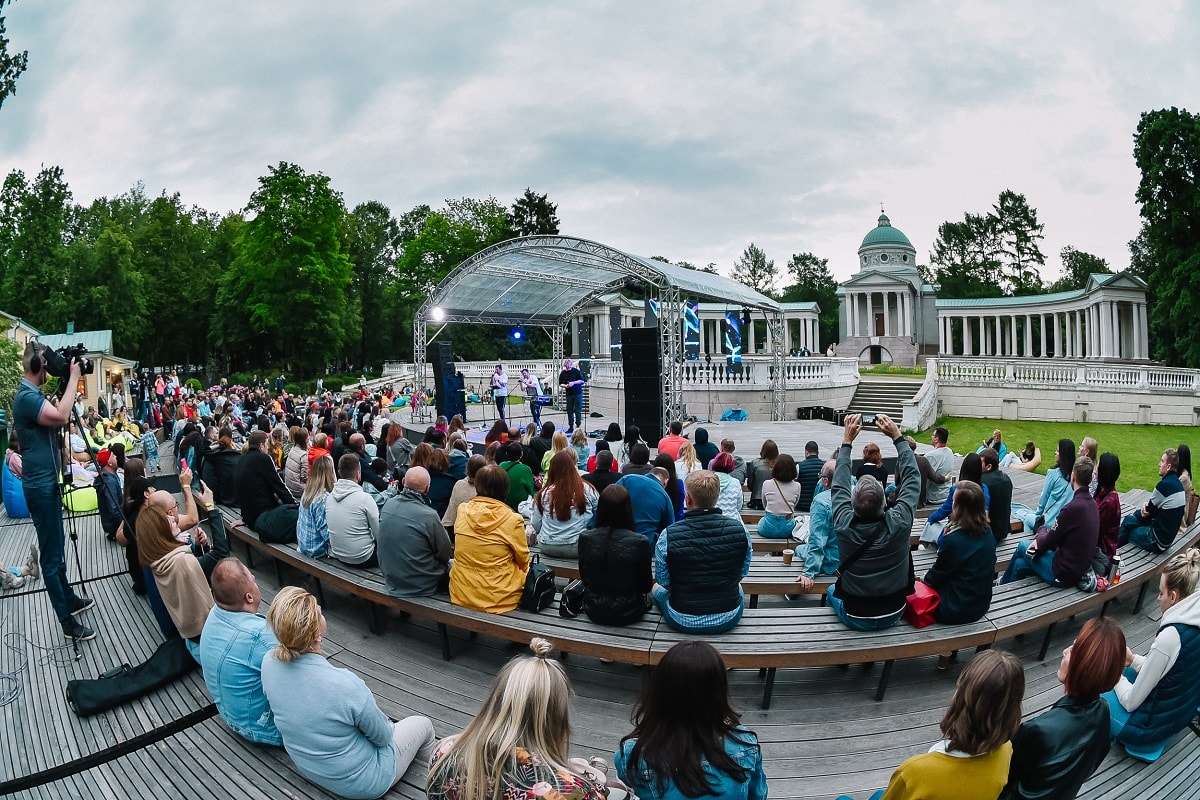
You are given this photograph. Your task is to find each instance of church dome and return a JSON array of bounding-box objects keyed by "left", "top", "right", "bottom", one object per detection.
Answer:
[{"left": 860, "top": 213, "right": 913, "bottom": 249}]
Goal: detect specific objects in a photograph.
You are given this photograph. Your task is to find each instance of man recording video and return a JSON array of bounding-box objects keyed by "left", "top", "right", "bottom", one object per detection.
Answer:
[{"left": 14, "top": 341, "right": 97, "bottom": 642}]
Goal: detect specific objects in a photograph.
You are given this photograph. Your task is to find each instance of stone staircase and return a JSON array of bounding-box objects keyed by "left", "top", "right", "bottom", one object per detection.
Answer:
[{"left": 845, "top": 379, "right": 923, "bottom": 422}]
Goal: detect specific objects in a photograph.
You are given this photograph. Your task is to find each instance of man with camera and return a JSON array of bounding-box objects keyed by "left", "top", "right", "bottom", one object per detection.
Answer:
[{"left": 14, "top": 342, "right": 97, "bottom": 641}]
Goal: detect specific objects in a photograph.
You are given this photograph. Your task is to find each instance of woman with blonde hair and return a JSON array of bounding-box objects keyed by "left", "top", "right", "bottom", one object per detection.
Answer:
[
  {"left": 540, "top": 431, "right": 570, "bottom": 474},
  {"left": 427, "top": 637, "right": 605, "bottom": 800},
  {"left": 297, "top": 455, "right": 335, "bottom": 558},
  {"left": 531, "top": 450, "right": 599, "bottom": 557},
  {"left": 268, "top": 427, "right": 286, "bottom": 470},
  {"left": 674, "top": 441, "right": 701, "bottom": 480},
  {"left": 571, "top": 427, "right": 590, "bottom": 471},
  {"left": 1103, "top": 548, "right": 1200, "bottom": 757},
  {"left": 262, "top": 587, "right": 435, "bottom": 800},
  {"left": 308, "top": 431, "right": 330, "bottom": 469}
]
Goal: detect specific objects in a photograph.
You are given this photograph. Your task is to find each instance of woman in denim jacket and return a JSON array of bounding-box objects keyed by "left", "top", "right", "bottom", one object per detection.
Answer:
[{"left": 616, "top": 640, "right": 767, "bottom": 800}]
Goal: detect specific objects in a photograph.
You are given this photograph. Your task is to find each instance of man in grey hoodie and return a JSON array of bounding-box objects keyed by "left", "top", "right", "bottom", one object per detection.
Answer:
[{"left": 327, "top": 454, "right": 380, "bottom": 567}]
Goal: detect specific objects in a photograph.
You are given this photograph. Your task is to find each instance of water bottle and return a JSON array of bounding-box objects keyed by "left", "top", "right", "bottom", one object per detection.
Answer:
[{"left": 1109, "top": 554, "right": 1122, "bottom": 585}]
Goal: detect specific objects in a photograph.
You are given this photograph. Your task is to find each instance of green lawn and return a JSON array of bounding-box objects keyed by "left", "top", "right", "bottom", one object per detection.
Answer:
[{"left": 916, "top": 417, "right": 1194, "bottom": 493}]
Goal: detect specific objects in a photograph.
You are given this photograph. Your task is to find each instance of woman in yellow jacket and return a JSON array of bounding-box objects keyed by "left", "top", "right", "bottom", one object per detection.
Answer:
[{"left": 449, "top": 464, "right": 529, "bottom": 613}]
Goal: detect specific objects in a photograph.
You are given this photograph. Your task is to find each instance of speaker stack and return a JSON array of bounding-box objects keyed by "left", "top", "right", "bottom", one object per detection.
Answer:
[
  {"left": 621, "top": 327, "right": 663, "bottom": 443},
  {"left": 430, "top": 341, "right": 465, "bottom": 421}
]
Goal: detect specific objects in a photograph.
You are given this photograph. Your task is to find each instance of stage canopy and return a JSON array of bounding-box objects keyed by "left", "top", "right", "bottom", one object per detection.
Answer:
[{"left": 415, "top": 235, "right": 788, "bottom": 421}]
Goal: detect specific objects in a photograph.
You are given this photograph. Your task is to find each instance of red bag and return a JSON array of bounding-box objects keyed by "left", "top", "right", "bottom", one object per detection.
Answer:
[{"left": 904, "top": 581, "right": 940, "bottom": 628}]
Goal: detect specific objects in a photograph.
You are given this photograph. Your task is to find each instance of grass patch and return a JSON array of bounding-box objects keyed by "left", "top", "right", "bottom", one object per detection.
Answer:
[
  {"left": 916, "top": 417, "right": 1193, "bottom": 493},
  {"left": 859, "top": 364, "right": 926, "bottom": 376}
]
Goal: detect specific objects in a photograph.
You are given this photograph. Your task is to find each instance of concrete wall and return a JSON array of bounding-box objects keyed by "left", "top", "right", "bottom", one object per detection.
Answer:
[{"left": 589, "top": 383, "right": 857, "bottom": 422}]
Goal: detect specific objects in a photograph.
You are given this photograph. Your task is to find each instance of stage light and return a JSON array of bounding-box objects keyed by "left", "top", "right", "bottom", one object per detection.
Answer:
[
  {"left": 430, "top": 306, "right": 445, "bottom": 322},
  {"left": 510, "top": 328, "right": 524, "bottom": 342}
]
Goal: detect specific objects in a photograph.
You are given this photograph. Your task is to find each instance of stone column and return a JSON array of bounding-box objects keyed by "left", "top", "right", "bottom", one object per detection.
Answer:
[
  {"left": 964, "top": 316, "right": 973, "bottom": 355},
  {"left": 866, "top": 293, "right": 875, "bottom": 337},
  {"left": 1039, "top": 314, "right": 1047, "bottom": 357},
  {"left": 1135, "top": 303, "right": 1146, "bottom": 359},
  {"left": 1024, "top": 315, "right": 1033, "bottom": 356},
  {"left": 881, "top": 292, "right": 890, "bottom": 336},
  {"left": 1009, "top": 316, "right": 1017, "bottom": 356},
  {"left": 1110, "top": 301, "right": 1121, "bottom": 359},
  {"left": 994, "top": 317, "right": 1002, "bottom": 356}
]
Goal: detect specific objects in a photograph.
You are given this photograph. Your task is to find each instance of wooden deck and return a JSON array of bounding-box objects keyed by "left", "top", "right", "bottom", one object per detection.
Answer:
[{"left": 2, "top": 432, "right": 1198, "bottom": 799}]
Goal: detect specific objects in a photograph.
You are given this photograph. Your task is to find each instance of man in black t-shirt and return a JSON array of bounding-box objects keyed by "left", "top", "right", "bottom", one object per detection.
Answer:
[{"left": 558, "top": 359, "right": 584, "bottom": 431}]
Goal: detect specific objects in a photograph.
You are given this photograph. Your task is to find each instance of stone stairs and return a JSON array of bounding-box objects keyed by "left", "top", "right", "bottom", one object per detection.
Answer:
[{"left": 845, "top": 379, "right": 923, "bottom": 422}]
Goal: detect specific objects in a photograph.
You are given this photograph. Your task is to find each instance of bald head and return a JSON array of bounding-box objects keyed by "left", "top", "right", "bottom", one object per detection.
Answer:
[
  {"left": 349, "top": 432, "right": 366, "bottom": 452},
  {"left": 149, "top": 490, "right": 176, "bottom": 513},
  {"left": 403, "top": 466, "right": 431, "bottom": 493},
  {"left": 210, "top": 558, "right": 259, "bottom": 611}
]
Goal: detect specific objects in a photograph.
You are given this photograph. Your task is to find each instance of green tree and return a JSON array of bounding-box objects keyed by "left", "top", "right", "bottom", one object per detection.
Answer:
[
  {"left": 217, "top": 162, "right": 352, "bottom": 373},
  {"left": 345, "top": 200, "right": 400, "bottom": 369},
  {"left": 0, "top": 0, "right": 28, "bottom": 111},
  {"left": 928, "top": 213, "right": 1004, "bottom": 298},
  {"left": 0, "top": 335, "right": 20, "bottom": 415},
  {"left": 731, "top": 242, "right": 776, "bottom": 296},
  {"left": 508, "top": 188, "right": 560, "bottom": 237},
  {"left": 779, "top": 252, "right": 840, "bottom": 346},
  {"left": 1049, "top": 246, "right": 1110, "bottom": 293},
  {"left": 993, "top": 190, "right": 1046, "bottom": 294},
  {"left": 0, "top": 166, "right": 73, "bottom": 330},
  {"left": 1132, "top": 107, "right": 1200, "bottom": 366}
]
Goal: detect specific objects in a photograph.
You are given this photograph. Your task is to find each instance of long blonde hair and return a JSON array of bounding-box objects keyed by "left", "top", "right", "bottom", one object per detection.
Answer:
[
  {"left": 428, "top": 638, "right": 574, "bottom": 800},
  {"left": 302, "top": 455, "right": 335, "bottom": 508},
  {"left": 677, "top": 442, "right": 699, "bottom": 473},
  {"left": 267, "top": 586, "right": 322, "bottom": 662}
]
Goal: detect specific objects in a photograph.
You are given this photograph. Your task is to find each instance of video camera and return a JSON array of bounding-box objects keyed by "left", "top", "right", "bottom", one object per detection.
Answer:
[{"left": 42, "top": 342, "right": 94, "bottom": 378}]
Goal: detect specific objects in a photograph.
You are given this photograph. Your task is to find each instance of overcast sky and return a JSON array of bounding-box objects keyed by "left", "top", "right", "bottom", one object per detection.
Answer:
[{"left": 1, "top": 2, "right": 1196, "bottom": 286}]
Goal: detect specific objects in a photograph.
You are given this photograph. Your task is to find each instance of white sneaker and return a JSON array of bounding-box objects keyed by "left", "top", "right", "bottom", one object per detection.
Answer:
[
  {"left": 1, "top": 571, "right": 25, "bottom": 590},
  {"left": 25, "top": 544, "right": 40, "bottom": 580}
]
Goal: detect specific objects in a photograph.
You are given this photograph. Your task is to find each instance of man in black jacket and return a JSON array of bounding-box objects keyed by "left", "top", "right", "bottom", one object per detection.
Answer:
[
  {"left": 652, "top": 470, "right": 751, "bottom": 634},
  {"left": 234, "top": 431, "right": 298, "bottom": 542},
  {"left": 583, "top": 451, "right": 620, "bottom": 493},
  {"left": 828, "top": 413, "right": 918, "bottom": 631},
  {"left": 795, "top": 441, "right": 823, "bottom": 512}
]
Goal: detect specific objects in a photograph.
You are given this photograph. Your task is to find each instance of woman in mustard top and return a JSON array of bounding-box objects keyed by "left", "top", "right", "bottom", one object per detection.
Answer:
[
  {"left": 449, "top": 465, "right": 529, "bottom": 613},
  {"left": 846, "top": 650, "right": 1024, "bottom": 800}
]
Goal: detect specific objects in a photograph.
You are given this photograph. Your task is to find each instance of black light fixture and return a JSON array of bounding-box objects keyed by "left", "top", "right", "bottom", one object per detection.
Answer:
[{"left": 741, "top": 308, "right": 752, "bottom": 327}]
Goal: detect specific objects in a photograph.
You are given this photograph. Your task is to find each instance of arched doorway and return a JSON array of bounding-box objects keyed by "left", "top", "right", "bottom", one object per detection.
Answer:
[{"left": 857, "top": 345, "right": 893, "bottom": 366}]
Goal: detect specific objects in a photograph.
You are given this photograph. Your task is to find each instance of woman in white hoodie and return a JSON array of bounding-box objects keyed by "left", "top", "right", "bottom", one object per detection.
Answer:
[{"left": 1103, "top": 548, "right": 1200, "bottom": 755}]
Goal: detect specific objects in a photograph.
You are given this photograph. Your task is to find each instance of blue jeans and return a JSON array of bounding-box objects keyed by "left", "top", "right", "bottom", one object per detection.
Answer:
[
  {"left": 757, "top": 512, "right": 796, "bottom": 539},
  {"left": 825, "top": 585, "right": 904, "bottom": 631},
  {"left": 24, "top": 482, "right": 83, "bottom": 626},
  {"left": 1102, "top": 667, "right": 1139, "bottom": 740},
  {"left": 1001, "top": 539, "right": 1062, "bottom": 585},
  {"left": 1119, "top": 514, "right": 1163, "bottom": 554},
  {"left": 653, "top": 585, "right": 743, "bottom": 634},
  {"left": 1012, "top": 502, "right": 1038, "bottom": 532}
]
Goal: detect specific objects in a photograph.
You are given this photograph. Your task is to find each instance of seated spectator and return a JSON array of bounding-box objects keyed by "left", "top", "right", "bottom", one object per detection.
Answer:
[
  {"left": 616, "top": 640, "right": 766, "bottom": 800},
  {"left": 924, "top": 426, "right": 954, "bottom": 506},
  {"left": 427, "top": 638, "right": 605, "bottom": 800},
  {"left": 1002, "top": 439, "right": 1041, "bottom": 471},
  {"left": 198, "top": 559, "right": 282, "bottom": 746},
  {"left": 649, "top": 454, "right": 683, "bottom": 522},
  {"left": 1178, "top": 443, "right": 1196, "bottom": 526},
  {"left": 137, "top": 478, "right": 227, "bottom": 660},
  {"left": 385, "top": 423, "right": 414, "bottom": 478},
  {"left": 0, "top": 544, "right": 39, "bottom": 591},
  {"left": 582, "top": 450, "right": 621, "bottom": 493},
  {"left": 653, "top": 470, "right": 752, "bottom": 634},
  {"left": 498, "top": 442, "right": 536, "bottom": 512},
  {"left": 710, "top": 452, "right": 746, "bottom": 525},
  {"left": 262, "top": 587, "right": 436, "bottom": 800},
  {"left": 794, "top": 460, "right": 839, "bottom": 593},
  {"left": 445, "top": 434, "right": 469, "bottom": 480},
  {"left": 326, "top": 454, "right": 380, "bottom": 568},
  {"left": 975, "top": 428, "right": 1008, "bottom": 462},
  {"left": 1094, "top": 453, "right": 1122, "bottom": 567},
  {"left": 449, "top": 465, "right": 529, "bottom": 613},
  {"left": 1103, "top": 549, "right": 1200, "bottom": 753},
  {"left": 795, "top": 440, "right": 823, "bottom": 512},
  {"left": 283, "top": 426, "right": 309, "bottom": 497},
  {"left": 571, "top": 428, "right": 590, "bottom": 471},
  {"left": 349, "top": 433, "right": 388, "bottom": 492},
  {"left": 1002, "top": 457, "right": 1098, "bottom": 588},
  {"left": 979, "top": 447, "right": 1013, "bottom": 543},
  {"left": 307, "top": 431, "right": 330, "bottom": 469},
  {"left": 586, "top": 438, "right": 614, "bottom": 472},
  {"left": 442, "top": 455, "right": 485, "bottom": 536},
  {"left": 674, "top": 441, "right": 701, "bottom": 480},
  {"left": 93, "top": 449, "right": 124, "bottom": 541},
  {"left": 539, "top": 431, "right": 570, "bottom": 475},
  {"left": 893, "top": 435, "right": 947, "bottom": 509},
  {"left": 920, "top": 481, "right": 995, "bottom": 625},
  {"left": 759, "top": 453, "right": 801, "bottom": 539},
  {"left": 1004, "top": 617, "right": 1125, "bottom": 800},
  {"left": 720, "top": 438, "right": 746, "bottom": 485},
  {"left": 578, "top": 484, "right": 653, "bottom": 626},
  {"left": 425, "top": 447, "right": 457, "bottom": 518},
  {"left": 621, "top": 442, "right": 654, "bottom": 476},
  {"left": 531, "top": 450, "right": 599, "bottom": 558},
  {"left": 693, "top": 427, "right": 718, "bottom": 468},
  {"left": 869, "top": 651, "right": 1024, "bottom": 800},
  {"left": 616, "top": 470, "right": 676, "bottom": 543},
  {"left": 827, "top": 414, "right": 917, "bottom": 632},
  {"left": 378, "top": 467, "right": 453, "bottom": 597},
  {"left": 656, "top": 419, "right": 687, "bottom": 461},
  {"left": 619, "top": 424, "right": 644, "bottom": 465},
  {"left": 855, "top": 442, "right": 889, "bottom": 488},
  {"left": 921, "top": 452, "right": 989, "bottom": 546},
  {"left": 1119, "top": 448, "right": 1186, "bottom": 554},
  {"left": 1079, "top": 437, "right": 1099, "bottom": 495},
  {"left": 235, "top": 431, "right": 298, "bottom": 542},
  {"left": 746, "top": 439, "right": 778, "bottom": 510},
  {"left": 483, "top": 418, "right": 508, "bottom": 446},
  {"left": 364, "top": 457, "right": 398, "bottom": 508},
  {"left": 528, "top": 421, "right": 555, "bottom": 473},
  {"left": 296, "top": 455, "right": 334, "bottom": 558},
  {"left": 1013, "top": 439, "right": 1075, "bottom": 533}
]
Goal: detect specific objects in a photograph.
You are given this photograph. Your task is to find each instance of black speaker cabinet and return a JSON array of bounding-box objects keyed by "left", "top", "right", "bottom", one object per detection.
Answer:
[{"left": 622, "top": 327, "right": 663, "bottom": 442}]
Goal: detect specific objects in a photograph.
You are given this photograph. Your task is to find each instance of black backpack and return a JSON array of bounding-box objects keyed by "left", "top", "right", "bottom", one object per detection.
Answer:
[{"left": 519, "top": 554, "right": 557, "bottom": 612}]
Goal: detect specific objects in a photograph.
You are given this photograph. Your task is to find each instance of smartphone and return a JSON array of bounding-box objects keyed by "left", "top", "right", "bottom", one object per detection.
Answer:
[{"left": 180, "top": 459, "right": 188, "bottom": 472}]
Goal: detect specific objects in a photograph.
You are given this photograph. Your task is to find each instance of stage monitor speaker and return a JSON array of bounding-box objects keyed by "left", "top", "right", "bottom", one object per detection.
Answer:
[
  {"left": 621, "top": 327, "right": 663, "bottom": 443},
  {"left": 430, "top": 341, "right": 461, "bottom": 420}
]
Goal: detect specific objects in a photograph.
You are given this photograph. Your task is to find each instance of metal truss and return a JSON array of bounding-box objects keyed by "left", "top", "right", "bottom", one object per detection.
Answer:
[
  {"left": 658, "top": 285, "right": 684, "bottom": 426},
  {"left": 769, "top": 310, "right": 786, "bottom": 421}
]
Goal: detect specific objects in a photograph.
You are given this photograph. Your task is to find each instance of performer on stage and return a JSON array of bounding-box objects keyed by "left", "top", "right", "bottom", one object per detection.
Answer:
[{"left": 489, "top": 364, "right": 509, "bottom": 422}]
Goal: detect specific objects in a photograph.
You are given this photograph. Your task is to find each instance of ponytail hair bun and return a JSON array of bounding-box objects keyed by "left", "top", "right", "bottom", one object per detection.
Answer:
[{"left": 529, "top": 637, "right": 554, "bottom": 659}]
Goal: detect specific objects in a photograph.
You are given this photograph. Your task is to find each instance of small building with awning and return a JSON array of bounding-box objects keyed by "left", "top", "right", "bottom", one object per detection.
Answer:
[{"left": 36, "top": 327, "right": 137, "bottom": 412}]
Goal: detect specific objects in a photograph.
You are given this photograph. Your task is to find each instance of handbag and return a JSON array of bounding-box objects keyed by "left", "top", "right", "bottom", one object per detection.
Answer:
[
  {"left": 520, "top": 554, "right": 557, "bottom": 612},
  {"left": 559, "top": 579, "right": 585, "bottom": 618},
  {"left": 66, "top": 637, "right": 198, "bottom": 716},
  {"left": 903, "top": 581, "right": 940, "bottom": 628}
]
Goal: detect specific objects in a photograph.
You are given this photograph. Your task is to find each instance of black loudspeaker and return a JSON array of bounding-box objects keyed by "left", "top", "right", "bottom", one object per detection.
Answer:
[
  {"left": 431, "top": 341, "right": 464, "bottom": 420},
  {"left": 579, "top": 321, "right": 593, "bottom": 360},
  {"left": 622, "top": 327, "right": 663, "bottom": 443},
  {"left": 609, "top": 307, "right": 624, "bottom": 361}
]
